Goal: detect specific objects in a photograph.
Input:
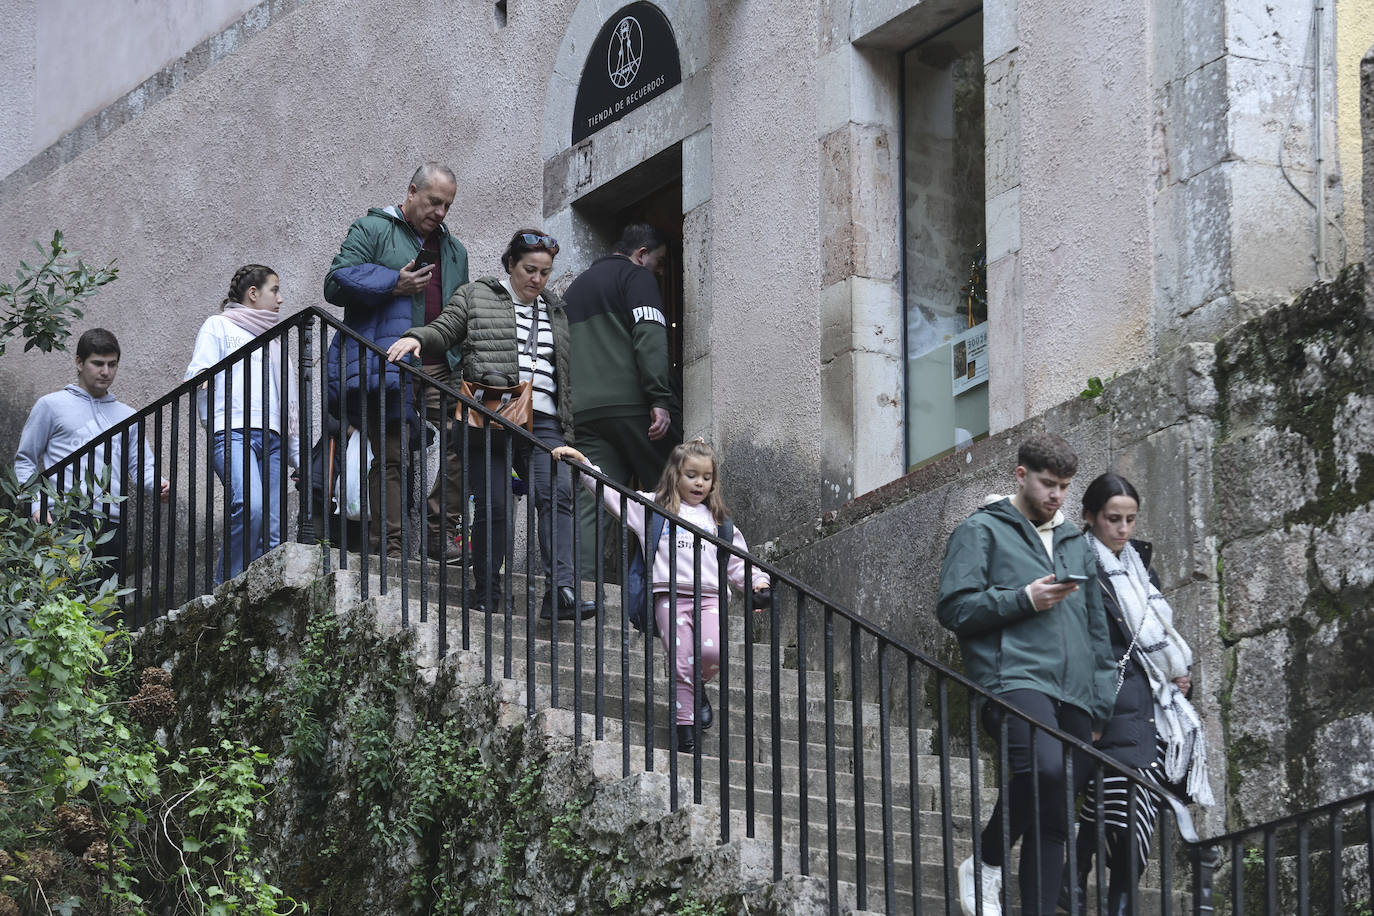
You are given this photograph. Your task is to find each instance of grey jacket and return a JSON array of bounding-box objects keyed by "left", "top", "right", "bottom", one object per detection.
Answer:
[{"left": 14, "top": 385, "right": 158, "bottom": 520}]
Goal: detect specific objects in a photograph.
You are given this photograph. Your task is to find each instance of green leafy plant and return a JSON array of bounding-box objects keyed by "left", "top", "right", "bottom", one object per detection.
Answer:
[
  {"left": 0, "top": 231, "right": 117, "bottom": 359},
  {"left": 1079, "top": 372, "right": 1118, "bottom": 399},
  {"left": 0, "top": 257, "right": 302, "bottom": 913}
]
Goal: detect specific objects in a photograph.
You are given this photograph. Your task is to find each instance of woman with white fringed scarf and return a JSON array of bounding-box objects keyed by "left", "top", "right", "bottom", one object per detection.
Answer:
[
  {"left": 185, "top": 265, "right": 300, "bottom": 584},
  {"left": 1061, "top": 473, "right": 1213, "bottom": 916}
]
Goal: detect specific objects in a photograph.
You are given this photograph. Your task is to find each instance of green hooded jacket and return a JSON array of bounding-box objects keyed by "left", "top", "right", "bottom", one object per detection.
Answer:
[{"left": 936, "top": 497, "right": 1117, "bottom": 727}]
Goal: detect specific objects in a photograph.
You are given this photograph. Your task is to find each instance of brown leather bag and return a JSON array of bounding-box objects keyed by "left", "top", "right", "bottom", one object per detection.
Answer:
[
  {"left": 456, "top": 296, "right": 544, "bottom": 433},
  {"left": 458, "top": 380, "right": 533, "bottom": 431}
]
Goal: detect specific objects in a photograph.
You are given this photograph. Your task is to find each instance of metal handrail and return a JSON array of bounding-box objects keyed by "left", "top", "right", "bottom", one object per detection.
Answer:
[{"left": 29, "top": 305, "right": 1370, "bottom": 914}]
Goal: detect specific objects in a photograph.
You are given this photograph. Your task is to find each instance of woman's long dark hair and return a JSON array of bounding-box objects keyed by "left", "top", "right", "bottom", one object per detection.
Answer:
[{"left": 1081, "top": 472, "right": 1140, "bottom": 516}]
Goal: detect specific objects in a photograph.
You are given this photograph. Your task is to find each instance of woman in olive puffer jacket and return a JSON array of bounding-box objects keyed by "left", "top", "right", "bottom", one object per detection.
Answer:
[{"left": 388, "top": 229, "right": 593, "bottom": 622}]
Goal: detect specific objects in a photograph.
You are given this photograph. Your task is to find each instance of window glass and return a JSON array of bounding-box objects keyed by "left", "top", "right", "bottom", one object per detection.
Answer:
[{"left": 902, "top": 14, "right": 986, "bottom": 470}]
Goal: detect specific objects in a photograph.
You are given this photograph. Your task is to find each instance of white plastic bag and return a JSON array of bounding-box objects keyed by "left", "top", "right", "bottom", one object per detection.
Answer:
[
  {"left": 341, "top": 422, "right": 439, "bottom": 521},
  {"left": 343, "top": 430, "right": 373, "bottom": 521}
]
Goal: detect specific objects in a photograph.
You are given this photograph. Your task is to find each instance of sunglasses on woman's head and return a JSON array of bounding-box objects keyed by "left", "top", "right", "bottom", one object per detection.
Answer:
[{"left": 519, "top": 233, "right": 559, "bottom": 254}]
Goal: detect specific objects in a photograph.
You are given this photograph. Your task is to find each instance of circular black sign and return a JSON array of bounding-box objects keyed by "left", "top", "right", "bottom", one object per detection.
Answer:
[{"left": 571, "top": 2, "right": 682, "bottom": 145}]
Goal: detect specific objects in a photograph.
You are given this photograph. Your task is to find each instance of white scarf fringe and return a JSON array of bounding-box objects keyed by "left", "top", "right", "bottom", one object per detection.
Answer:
[{"left": 1089, "top": 532, "right": 1214, "bottom": 806}]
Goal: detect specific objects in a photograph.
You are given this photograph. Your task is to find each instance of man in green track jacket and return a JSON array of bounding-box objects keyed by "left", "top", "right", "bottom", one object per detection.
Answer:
[
  {"left": 937, "top": 433, "right": 1116, "bottom": 916},
  {"left": 562, "top": 223, "right": 678, "bottom": 573}
]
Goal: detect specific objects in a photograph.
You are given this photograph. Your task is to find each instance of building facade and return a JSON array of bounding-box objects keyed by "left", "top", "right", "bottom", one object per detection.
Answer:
[{"left": 3, "top": 0, "right": 1374, "bottom": 838}]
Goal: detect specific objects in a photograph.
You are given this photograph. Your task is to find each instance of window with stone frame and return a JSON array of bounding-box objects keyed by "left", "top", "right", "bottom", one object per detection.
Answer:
[{"left": 901, "top": 12, "right": 987, "bottom": 470}]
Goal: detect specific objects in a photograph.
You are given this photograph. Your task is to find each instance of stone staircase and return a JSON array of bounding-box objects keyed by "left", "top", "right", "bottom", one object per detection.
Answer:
[
  {"left": 182, "top": 545, "right": 1191, "bottom": 914},
  {"left": 354, "top": 564, "right": 984, "bottom": 915}
]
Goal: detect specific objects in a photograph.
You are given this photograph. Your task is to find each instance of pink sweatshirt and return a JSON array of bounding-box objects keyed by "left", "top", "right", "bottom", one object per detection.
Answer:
[{"left": 577, "top": 469, "right": 769, "bottom": 596}]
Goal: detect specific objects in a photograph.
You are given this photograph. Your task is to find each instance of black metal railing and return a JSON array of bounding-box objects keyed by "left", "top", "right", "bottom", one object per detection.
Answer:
[{"left": 31, "top": 306, "right": 1372, "bottom": 914}]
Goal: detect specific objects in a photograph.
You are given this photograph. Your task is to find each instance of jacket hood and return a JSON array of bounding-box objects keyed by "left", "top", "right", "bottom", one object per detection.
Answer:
[
  {"left": 367, "top": 206, "right": 451, "bottom": 239},
  {"left": 976, "top": 495, "right": 1066, "bottom": 530},
  {"left": 62, "top": 383, "right": 118, "bottom": 404},
  {"left": 474, "top": 275, "right": 565, "bottom": 309}
]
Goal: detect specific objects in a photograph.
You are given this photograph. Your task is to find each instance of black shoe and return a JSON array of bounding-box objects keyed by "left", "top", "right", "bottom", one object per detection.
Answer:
[
  {"left": 697, "top": 685, "right": 713, "bottom": 729},
  {"left": 541, "top": 586, "right": 597, "bottom": 621},
  {"left": 675, "top": 723, "right": 697, "bottom": 753}
]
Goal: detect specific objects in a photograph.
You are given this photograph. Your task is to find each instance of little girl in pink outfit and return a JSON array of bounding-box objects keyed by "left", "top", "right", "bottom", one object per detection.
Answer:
[{"left": 553, "top": 439, "right": 770, "bottom": 752}]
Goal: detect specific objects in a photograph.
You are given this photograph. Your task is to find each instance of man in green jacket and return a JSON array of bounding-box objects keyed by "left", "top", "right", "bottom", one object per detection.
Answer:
[
  {"left": 323, "top": 162, "right": 469, "bottom": 561},
  {"left": 937, "top": 433, "right": 1115, "bottom": 916},
  {"left": 562, "top": 224, "right": 677, "bottom": 574}
]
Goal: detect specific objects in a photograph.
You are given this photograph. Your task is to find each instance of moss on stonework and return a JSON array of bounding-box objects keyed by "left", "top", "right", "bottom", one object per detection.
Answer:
[
  {"left": 130, "top": 557, "right": 758, "bottom": 915},
  {"left": 1212, "top": 264, "right": 1374, "bottom": 815}
]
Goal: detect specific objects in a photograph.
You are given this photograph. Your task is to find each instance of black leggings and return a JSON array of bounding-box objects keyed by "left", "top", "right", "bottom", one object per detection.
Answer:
[{"left": 980, "top": 689, "right": 1093, "bottom": 916}]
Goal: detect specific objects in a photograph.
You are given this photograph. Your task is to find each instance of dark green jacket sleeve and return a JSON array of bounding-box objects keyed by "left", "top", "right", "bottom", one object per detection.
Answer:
[
  {"left": 405, "top": 283, "right": 470, "bottom": 358},
  {"left": 630, "top": 316, "right": 673, "bottom": 409},
  {"left": 936, "top": 520, "right": 1037, "bottom": 636},
  {"left": 1082, "top": 567, "right": 1119, "bottom": 727}
]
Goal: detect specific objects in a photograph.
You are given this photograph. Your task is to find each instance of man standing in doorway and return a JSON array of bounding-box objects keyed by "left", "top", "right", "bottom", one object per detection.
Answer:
[
  {"left": 14, "top": 328, "right": 169, "bottom": 570},
  {"left": 936, "top": 433, "right": 1115, "bottom": 916},
  {"left": 324, "top": 162, "right": 469, "bottom": 561},
  {"left": 562, "top": 223, "right": 677, "bottom": 574}
]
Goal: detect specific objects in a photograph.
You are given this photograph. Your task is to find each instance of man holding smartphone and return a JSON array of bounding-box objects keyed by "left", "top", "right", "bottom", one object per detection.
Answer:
[
  {"left": 324, "top": 162, "right": 469, "bottom": 560},
  {"left": 936, "top": 433, "right": 1116, "bottom": 916}
]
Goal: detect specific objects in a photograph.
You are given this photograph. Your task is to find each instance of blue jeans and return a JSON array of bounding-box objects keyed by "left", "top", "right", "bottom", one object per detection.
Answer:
[{"left": 212, "top": 429, "right": 284, "bottom": 583}]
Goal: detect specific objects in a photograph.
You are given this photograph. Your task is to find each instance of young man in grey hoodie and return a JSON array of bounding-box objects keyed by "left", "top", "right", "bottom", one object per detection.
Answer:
[{"left": 14, "top": 328, "right": 168, "bottom": 564}]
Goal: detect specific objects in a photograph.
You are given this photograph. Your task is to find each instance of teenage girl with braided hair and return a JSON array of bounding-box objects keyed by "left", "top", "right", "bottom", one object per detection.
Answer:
[
  {"left": 553, "top": 439, "right": 770, "bottom": 752},
  {"left": 185, "top": 265, "right": 300, "bottom": 582}
]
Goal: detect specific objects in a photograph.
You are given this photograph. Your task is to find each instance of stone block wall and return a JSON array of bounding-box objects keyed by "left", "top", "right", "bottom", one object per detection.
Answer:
[
  {"left": 129, "top": 544, "right": 822, "bottom": 913},
  {"left": 769, "top": 263, "right": 1374, "bottom": 833}
]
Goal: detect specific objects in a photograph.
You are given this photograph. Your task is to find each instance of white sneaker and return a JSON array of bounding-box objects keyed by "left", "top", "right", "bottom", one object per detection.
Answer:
[{"left": 957, "top": 855, "right": 1003, "bottom": 916}]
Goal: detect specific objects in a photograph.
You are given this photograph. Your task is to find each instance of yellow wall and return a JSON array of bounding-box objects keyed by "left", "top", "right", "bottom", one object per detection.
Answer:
[{"left": 1337, "top": 0, "right": 1374, "bottom": 264}]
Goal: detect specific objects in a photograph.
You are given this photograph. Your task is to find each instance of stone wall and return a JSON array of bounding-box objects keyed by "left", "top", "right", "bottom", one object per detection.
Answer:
[
  {"left": 129, "top": 544, "right": 824, "bottom": 914},
  {"left": 769, "top": 263, "right": 1374, "bottom": 833}
]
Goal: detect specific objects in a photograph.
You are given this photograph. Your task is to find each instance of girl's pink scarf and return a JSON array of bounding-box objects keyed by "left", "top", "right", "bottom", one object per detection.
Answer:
[{"left": 221, "top": 305, "right": 298, "bottom": 440}]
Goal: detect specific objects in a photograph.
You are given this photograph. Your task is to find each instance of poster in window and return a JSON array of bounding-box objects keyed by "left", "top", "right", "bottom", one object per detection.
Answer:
[{"left": 951, "top": 322, "right": 988, "bottom": 395}]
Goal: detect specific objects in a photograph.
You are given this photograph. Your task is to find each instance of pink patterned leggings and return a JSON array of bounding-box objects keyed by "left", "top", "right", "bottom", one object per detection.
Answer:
[{"left": 654, "top": 593, "right": 721, "bottom": 725}]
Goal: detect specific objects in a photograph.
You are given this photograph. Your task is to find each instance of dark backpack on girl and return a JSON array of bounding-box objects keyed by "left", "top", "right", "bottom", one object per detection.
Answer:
[{"left": 625, "top": 505, "right": 733, "bottom": 633}]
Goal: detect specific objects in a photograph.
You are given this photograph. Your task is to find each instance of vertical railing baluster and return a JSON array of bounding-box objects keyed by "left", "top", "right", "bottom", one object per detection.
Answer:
[
  {"left": 591, "top": 479, "right": 607, "bottom": 743},
  {"left": 204, "top": 372, "right": 216, "bottom": 594},
  {"left": 848, "top": 618, "right": 866, "bottom": 909},
  {"left": 1160, "top": 800, "right": 1175, "bottom": 916},
  {"left": 357, "top": 345, "right": 372, "bottom": 598},
  {"left": 526, "top": 430, "right": 539, "bottom": 715},
  {"left": 877, "top": 640, "right": 895, "bottom": 913},
  {"left": 1329, "top": 808, "right": 1344, "bottom": 916},
  {"left": 907, "top": 657, "right": 921, "bottom": 912},
  {"left": 504, "top": 430, "right": 516, "bottom": 681},
  {"left": 967, "top": 681, "right": 984, "bottom": 916},
  {"left": 796, "top": 591, "right": 811, "bottom": 878},
  {"left": 1298, "top": 818, "right": 1311, "bottom": 916},
  {"left": 185, "top": 391, "right": 197, "bottom": 606},
  {"left": 128, "top": 424, "right": 143, "bottom": 625},
  {"left": 717, "top": 538, "right": 731, "bottom": 840},
  {"left": 667, "top": 518, "right": 679, "bottom": 810},
  {"left": 569, "top": 466, "right": 584, "bottom": 746},
  {"left": 160, "top": 406, "right": 173, "bottom": 612},
  {"left": 616, "top": 490, "right": 632, "bottom": 776},
  {"left": 825, "top": 603, "right": 840, "bottom": 909},
  {"left": 436, "top": 387, "right": 448, "bottom": 657},
  {"left": 332, "top": 323, "right": 347, "bottom": 573},
  {"left": 743, "top": 560, "right": 758, "bottom": 840},
  {"left": 241, "top": 353, "right": 252, "bottom": 581},
  {"left": 769, "top": 580, "right": 783, "bottom": 881},
  {"left": 1264, "top": 827, "right": 1278, "bottom": 916},
  {"left": 691, "top": 535, "right": 702, "bottom": 796},
  {"left": 1231, "top": 837, "right": 1245, "bottom": 916},
  {"left": 936, "top": 675, "right": 955, "bottom": 911}
]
